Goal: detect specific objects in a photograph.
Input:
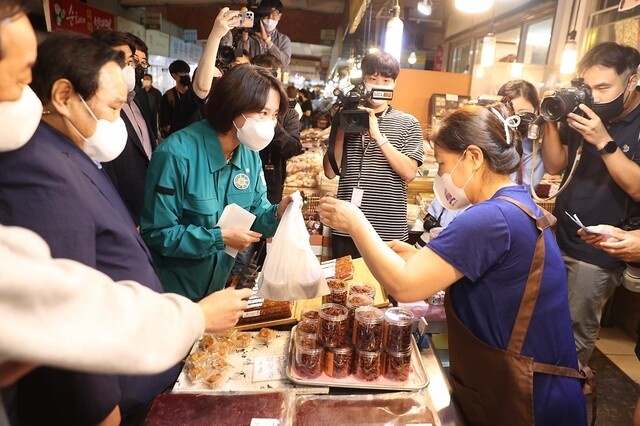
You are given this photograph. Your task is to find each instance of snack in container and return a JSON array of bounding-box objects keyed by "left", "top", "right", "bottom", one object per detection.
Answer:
[
  {"left": 383, "top": 347, "right": 413, "bottom": 381},
  {"left": 231, "top": 331, "right": 252, "bottom": 349},
  {"left": 354, "top": 349, "right": 382, "bottom": 381},
  {"left": 383, "top": 307, "right": 415, "bottom": 352},
  {"left": 295, "top": 320, "right": 318, "bottom": 341},
  {"left": 214, "top": 328, "right": 237, "bottom": 340},
  {"left": 186, "top": 350, "right": 209, "bottom": 367},
  {"left": 200, "top": 334, "right": 216, "bottom": 351},
  {"left": 353, "top": 306, "right": 384, "bottom": 351},
  {"left": 300, "top": 307, "right": 320, "bottom": 322},
  {"left": 203, "top": 371, "right": 226, "bottom": 389},
  {"left": 333, "top": 255, "right": 354, "bottom": 280},
  {"left": 345, "top": 293, "right": 374, "bottom": 339},
  {"left": 294, "top": 337, "right": 324, "bottom": 378},
  {"left": 318, "top": 303, "right": 348, "bottom": 348},
  {"left": 349, "top": 282, "right": 376, "bottom": 299},
  {"left": 322, "top": 278, "right": 348, "bottom": 306},
  {"left": 186, "top": 365, "right": 208, "bottom": 383},
  {"left": 323, "top": 343, "right": 354, "bottom": 378},
  {"left": 256, "top": 327, "right": 277, "bottom": 344}
]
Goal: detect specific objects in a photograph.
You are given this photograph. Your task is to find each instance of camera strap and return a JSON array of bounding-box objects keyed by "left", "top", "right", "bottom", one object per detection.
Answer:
[
  {"left": 326, "top": 114, "right": 343, "bottom": 176},
  {"left": 529, "top": 138, "right": 583, "bottom": 203},
  {"left": 357, "top": 106, "right": 391, "bottom": 188}
]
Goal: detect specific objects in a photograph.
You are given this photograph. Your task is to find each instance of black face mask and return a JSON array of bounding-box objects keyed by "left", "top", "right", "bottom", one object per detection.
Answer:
[
  {"left": 592, "top": 90, "right": 625, "bottom": 123},
  {"left": 134, "top": 66, "right": 145, "bottom": 88},
  {"left": 179, "top": 75, "right": 191, "bottom": 86},
  {"left": 516, "top": 112, "right": 537, "bottom": 139}
]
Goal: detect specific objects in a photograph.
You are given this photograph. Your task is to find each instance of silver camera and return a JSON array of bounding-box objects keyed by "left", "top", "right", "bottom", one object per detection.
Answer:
[{"left": 622, "top": 263, "right": 640, "bottom": 293}]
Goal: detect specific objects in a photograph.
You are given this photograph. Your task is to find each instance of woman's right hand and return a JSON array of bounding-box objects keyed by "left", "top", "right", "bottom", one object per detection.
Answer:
[
  {"left": 221, "top": 228, "right": 261, "bottom": 251},
  {"left": 197, "top": 287, "right": 253, "bottom": 332}
]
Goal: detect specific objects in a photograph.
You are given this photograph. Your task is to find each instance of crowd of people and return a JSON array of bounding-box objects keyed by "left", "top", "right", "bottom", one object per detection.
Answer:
[{"left": 1, "top": 0, "right": 639, "bottom": 424}]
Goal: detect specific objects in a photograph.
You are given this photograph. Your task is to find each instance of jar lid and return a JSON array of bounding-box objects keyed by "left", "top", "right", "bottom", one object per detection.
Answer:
[
  {"left": 354, "top": 305, "right": 384, "bottom": 323},
  {"left": 327, "top": 342, "right": 354, "bottom": 354},
  {"left": 383, "top": 307, "right": 415, "bottom": 325},
  {"left": 319, "top": 303, "right": 348, "bottom": 320},
  {"left": 346, "top": 293, "right": 374, "bottom": 309}
]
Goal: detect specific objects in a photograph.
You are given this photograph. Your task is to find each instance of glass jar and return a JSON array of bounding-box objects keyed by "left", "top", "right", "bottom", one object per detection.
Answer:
[
  {"left": 383, "top": 347, "right": 413, "bottom": 381},
  {"left": 383, "top": 307, "right": 415, "bottom": 352},
  {"left": 345, "top": 293, "right": 374, "bottom": 340},
  {"left": 353, "top": 306, "right": 384, "bottom": 351},
  {"left": 323, "top": 343, "right": 354, "bottom": 378},
  {"left": 354, "top": 349, "right": 382, "bottom": 381},
  {"left": 323, "top": 278, "right": 348, "bottom": 306},
  {"left": 349, "top": 282, "right": 376, "bottom": 300},
  {"left": 318, "top": 303, "right": 348, "bottom": 348},
  {"left": 294, "top": 337, "right": 323, "bottom": 379}
]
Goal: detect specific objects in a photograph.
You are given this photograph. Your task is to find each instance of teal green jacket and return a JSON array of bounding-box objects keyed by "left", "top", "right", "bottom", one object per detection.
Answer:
[{"left": 140, "top": 120, "right": 279, "bottom": 301}]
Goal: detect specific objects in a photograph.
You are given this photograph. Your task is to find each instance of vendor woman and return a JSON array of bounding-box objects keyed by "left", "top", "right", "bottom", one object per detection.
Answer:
[
  {"left": 318, "top": 103, "right": 587, "bottom": 425},
  {"left": 141, "top": 65, "right": 291, "bottom": 301}
]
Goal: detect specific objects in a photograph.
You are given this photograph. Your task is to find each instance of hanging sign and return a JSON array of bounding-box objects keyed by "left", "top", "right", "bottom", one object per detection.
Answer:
[{"left": 44, "top": 0, "right": 114, "bottom": 35}]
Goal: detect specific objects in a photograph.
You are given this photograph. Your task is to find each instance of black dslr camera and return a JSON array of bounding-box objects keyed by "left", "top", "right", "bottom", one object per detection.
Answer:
[
  {"left": 541, "top": 78, "right": 593, "bottom": 122},
  {"left": 216, "top": 46, "right": 244, "bottom": 72},
  {"left": 332, "top": 83, "right": 394, "bottom": 133}
]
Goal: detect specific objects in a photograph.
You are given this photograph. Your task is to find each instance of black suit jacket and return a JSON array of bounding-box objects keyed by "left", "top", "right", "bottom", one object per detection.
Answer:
[{"left": 103, "top": 98, "right": 157, "bottom": 225}]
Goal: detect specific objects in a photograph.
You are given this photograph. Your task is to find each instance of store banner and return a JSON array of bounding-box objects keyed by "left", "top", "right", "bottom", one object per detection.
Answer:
[{"left": 43, "top": 0, "right": 114, "bottom": 35}]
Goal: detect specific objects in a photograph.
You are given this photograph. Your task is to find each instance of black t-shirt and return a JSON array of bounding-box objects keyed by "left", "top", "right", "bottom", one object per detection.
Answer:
[
  {"left": 554, "top": 102, "right": 640, "bottom": 268},
  {"left": 160, "top": 86, "right": 205, "bottom": 136}
]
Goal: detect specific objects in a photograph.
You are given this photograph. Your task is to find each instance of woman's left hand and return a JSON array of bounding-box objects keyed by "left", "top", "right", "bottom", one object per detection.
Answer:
[
  {"left": 317, "top": 196, "right": 364, "bottom": 234},
  {"left": 276, "top": 195, "right": 293, "bottom": 220}
]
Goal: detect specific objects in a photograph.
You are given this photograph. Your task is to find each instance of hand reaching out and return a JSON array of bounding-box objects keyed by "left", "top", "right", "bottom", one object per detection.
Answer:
[
  {"left": 317, "top": 196, "right": 365, "bottom": 234},
  {"left": 197, "top": 287, "right": 253, "bottom": 332},
  {"left": 387, "top": 240, "right": 419, "bottom": 261}
]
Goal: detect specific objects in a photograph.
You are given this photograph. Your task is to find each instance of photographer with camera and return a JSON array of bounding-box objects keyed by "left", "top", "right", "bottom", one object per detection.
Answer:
[
  {"left": 236, "top": 0, "right": 291, "bottom": 67},
  {"left": 540, "top": 42, "right": 640, "bottom": 366},
  {"left": 322, "top": 51, "right": 423, "bottom": 258},
  {"left": 160, "top": 7, "right": 239, "bottom": 137}
]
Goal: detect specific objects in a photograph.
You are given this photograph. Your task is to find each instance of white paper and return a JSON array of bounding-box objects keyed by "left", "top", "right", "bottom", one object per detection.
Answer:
[
  {"left": 252, "top": 355, "right": 286, "bottom": 382},
  {"left": 216, "top": 203, "right": 256, "bottom": 257}
]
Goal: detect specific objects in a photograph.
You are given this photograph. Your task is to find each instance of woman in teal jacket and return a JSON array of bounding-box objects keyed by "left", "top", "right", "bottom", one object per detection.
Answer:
[{"left": 141, "top": 65, "right": 291, "bottom": 301}]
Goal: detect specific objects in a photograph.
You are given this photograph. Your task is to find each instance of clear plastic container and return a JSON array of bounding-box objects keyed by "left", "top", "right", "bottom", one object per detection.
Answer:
[
  {"left": 294, "top": 337, "right": 324, "bottom": 378},
  {"left": 323, "top": 343, "right": 354, "bottom": 378},
  {"left": 296, "top": 320, "right": 319, "bottom": 342},
  {"left": 353, "top": 306, "right": 384, "bottom": 351},
  {"left": 383, "top": 347, "right": 413, "bottom": 381},
  {"left": 318, "top": 303, "right": 349, "bottom": 348},
  {"left": 345, "top": 293, "right": 374, "bottom": 340},
  {"left": 349, "top": 282, "right": 376, "bottom": 300},
  {"left": 300, "top": 307, "right": 320, "bottom": 322},
  {"left": 354, "top": 349, "right": 382, "bottom": 381},
  {"left": 323, "top": 279, "right": 348, "bottom": 306},
  {"left": 383, "top": 307, "right": 415, "bottom": 352}
]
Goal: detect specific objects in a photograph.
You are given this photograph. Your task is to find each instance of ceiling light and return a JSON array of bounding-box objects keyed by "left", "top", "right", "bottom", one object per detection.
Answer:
[
  {"left": 560, "top": 34, "right": 578, "bottom": 75},
  {"left": 455, "top": 0, "right": 492, "bottom": 14},
  {"left": 408, "top": 51, "right": 417, "bottom": 65},
  {"left": 384, "top": 1, "right": 404, "bottom": 62},
  {"left": 480, "top": 33, "right": 496, "bottom": 67},
  {"left": 417, "top": 0, "right": 432, "bottom": 16}
]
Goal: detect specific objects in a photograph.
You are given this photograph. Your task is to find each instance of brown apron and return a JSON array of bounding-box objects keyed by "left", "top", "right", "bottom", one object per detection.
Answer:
[{"left": 444, "top": 196, "right": 584, "bottom": 426}]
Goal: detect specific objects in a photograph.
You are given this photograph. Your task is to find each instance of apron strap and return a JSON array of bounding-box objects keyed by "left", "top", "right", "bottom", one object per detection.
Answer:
[{"left": 495, "top": 196, "right": 555, "bottom": 353}]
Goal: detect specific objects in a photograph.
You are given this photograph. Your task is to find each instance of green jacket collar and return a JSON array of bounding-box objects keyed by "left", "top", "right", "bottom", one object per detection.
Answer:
[{"left": 201, "top": 122, "right": 245, "bottom": 172}]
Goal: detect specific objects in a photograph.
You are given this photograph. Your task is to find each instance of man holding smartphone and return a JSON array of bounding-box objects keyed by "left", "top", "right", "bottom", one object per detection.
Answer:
[{"left": 236, "top": 0, "right": 291, "bottom": 67}]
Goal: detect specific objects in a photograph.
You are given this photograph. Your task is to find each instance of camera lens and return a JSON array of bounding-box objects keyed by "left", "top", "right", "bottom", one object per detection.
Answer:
[{"left": 541, "top": 97, "right": 566, "bottom": 122}]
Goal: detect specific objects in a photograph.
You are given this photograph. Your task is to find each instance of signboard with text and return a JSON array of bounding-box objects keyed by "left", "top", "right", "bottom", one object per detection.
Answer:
[{"left": 44, "top": 0, "right": 114, "bottom": 35}]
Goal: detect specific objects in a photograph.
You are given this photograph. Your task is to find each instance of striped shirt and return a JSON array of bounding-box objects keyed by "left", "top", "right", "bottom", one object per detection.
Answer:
[{"left": 335, "top": 106, "right": 423, "bottom": 241}]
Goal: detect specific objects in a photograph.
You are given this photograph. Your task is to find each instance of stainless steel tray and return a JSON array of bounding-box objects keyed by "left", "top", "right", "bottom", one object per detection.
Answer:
[{"left": 285, "top": 325, "right": 429, "bottom": 391}]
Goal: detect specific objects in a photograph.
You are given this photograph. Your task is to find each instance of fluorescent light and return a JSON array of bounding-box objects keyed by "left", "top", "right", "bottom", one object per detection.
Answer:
[
  {"left": 510, "top": 62, "right": 523, "bottom": 78},
  {"left": 384, "top": 5, "right": 403, "bottom": 62},
  {"left": 480, "top": 33, "right": 496, "bottom": 67},
  {"left": 455, "top": 0, "right": 492, "bottom": 13},
  {"left": 418, "top": 0, "right": 432, "bottom": 16},
  {"left": 560, "top": 38, "right": 578, "bottom": 75},
  {"left": 408, "top": 51, "right": 417, "bottom": 65}
]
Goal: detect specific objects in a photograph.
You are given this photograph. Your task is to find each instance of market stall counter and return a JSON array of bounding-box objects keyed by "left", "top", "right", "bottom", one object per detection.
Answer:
[{"left": 144, "top": 259, "right": 463, "bottom": 425}]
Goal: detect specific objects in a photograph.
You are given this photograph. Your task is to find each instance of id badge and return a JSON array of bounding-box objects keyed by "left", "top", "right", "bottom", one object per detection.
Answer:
[{"left": 351, "top": 187, "right": 364, "bottom": 207}]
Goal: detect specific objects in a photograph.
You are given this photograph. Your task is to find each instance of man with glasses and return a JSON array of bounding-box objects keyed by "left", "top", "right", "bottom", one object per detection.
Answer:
[
  {"left": 236, "top": 0, "right": 291, "bottom": 67},
  {"left": 92, "top": 30, "right": 157, "bottom": 226}
]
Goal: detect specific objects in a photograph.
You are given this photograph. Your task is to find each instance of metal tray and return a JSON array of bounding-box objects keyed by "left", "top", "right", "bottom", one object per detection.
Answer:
[{"left": 285, "top": 326, "right": 429, "bottom": 391}]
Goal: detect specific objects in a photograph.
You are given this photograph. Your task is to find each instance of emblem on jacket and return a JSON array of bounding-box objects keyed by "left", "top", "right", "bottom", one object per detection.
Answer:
[{"left": 234, "top": 173, "right": 250, "bottom": 190}]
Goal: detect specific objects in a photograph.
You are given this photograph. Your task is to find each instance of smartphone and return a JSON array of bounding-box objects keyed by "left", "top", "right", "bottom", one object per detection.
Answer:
[{"left": 227, "top": 10, "right": 255, "bottom": 28}]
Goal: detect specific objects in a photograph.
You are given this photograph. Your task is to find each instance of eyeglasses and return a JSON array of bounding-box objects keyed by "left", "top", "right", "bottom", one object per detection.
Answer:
[{"left": 133, "top": 55, "right": 149, "bottom": 70}]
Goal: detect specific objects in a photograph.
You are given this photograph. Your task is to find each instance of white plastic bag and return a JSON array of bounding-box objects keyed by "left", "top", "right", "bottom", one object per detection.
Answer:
[{"left": 257, "top": 191, "right": 329, "bottom": 301}]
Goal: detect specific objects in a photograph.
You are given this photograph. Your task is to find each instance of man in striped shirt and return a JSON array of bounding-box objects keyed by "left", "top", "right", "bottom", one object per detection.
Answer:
[{"left": 323, "top": 51, "right": 424, "bottom": 258}]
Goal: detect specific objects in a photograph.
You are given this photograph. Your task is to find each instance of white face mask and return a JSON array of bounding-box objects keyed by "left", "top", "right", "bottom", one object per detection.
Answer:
[
  {"left": 233, "top": 114, "right": 275, "bottom": 151},
  {"left": 433, "top": 151, "right": 474, "bottom": 211},
  {"left": 262, "top": 18, "right": 278, "bottom": 33},
  {"left": 0, "top": 85, "right": 43, "bottom": 152},
  {"left": 122, "top": 65, "right": 136, "bottom": 92},
  {"left": 69, "top": 95, "right": 128, "bottom": 162},
  {"left": 365, "top": 83, "right": 394, "bottom": 107}
]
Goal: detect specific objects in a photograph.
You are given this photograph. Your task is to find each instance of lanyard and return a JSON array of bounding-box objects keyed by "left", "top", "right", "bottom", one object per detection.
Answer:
[{"left": 357, "top": 105, "right": 390, "bottom": 188}]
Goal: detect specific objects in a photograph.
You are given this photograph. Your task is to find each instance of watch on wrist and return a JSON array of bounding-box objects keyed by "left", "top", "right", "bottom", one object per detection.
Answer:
[{"left": 598, "top": 141, "right": 617, "bottom": 155}]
